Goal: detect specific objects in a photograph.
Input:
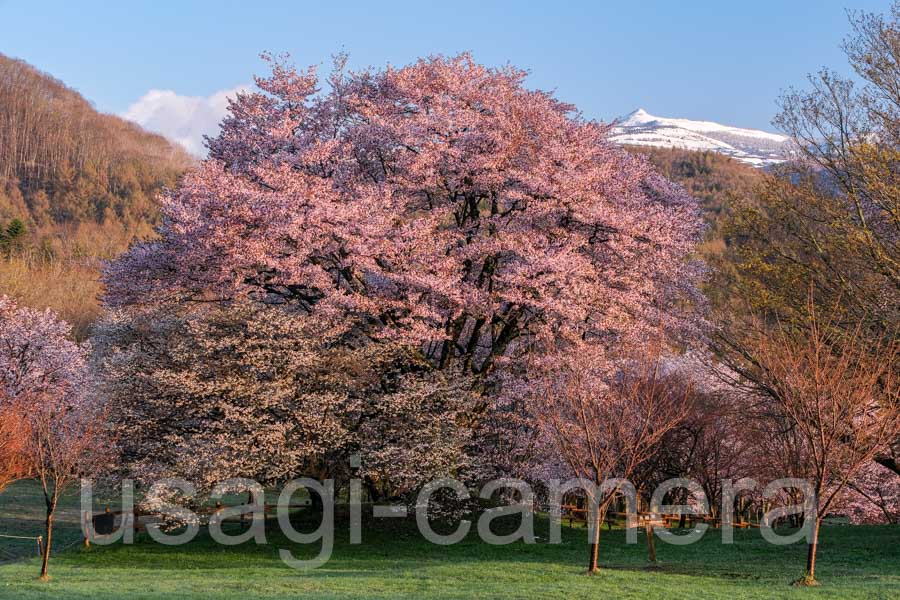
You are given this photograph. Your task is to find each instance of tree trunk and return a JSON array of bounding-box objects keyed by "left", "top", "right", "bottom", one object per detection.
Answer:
[
  {"left": 802, "top": 519, "right": 821, "bottom": 585},
  {"left": 645, "top": 521, "right": 657, "bottom": 563},
  {"left": 587, "top": 508, "right": 602, "bottom": 574},
  {"left": 309, "top": 485, "right": 325, "bottom": 512},
  {"left": 39, "top": 509, "right": 53, "bottom": 580}
]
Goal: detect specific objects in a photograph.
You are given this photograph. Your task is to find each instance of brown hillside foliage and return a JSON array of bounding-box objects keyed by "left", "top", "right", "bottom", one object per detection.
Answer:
[
  {"left": 717, "top": 5, "right": 899, "bottom": 337},
  {"left": 628, "top": 146, "right": 764, "bottom": 234},
  {"left": 0, "top": 53, "right": 193, "bottom": 225},
  {"left": 0, "top": 54, "right": 193, "bottom": 336}
]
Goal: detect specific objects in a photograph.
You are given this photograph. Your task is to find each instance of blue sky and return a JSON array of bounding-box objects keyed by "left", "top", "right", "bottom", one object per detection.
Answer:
[{"left": 0, "top": 0, "right": 891, "bottom": 153}]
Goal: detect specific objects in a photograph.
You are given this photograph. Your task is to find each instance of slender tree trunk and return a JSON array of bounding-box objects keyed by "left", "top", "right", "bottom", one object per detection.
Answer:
[
  {"left": 40, "top": 509, "right": 53, "bottom": 580},
  {"left": 310, "top": 487, "right": 324, "bottom": 512},
  {"left": 587, "top": 508, "right": 602, "bottom": 574},
  {"left": 240, "top": 490, "right": 254, "bottom": 525},
  {"left": 645, "top": 521, "right": 657, "bottom": 562},
  {"left": 802, "top": 519, "right": 821, "bottom": 584}
]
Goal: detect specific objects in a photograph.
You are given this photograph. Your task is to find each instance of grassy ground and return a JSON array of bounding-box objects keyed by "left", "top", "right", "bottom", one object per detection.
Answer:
[
  {"left": 0, "top": 481, "right": 898, "bottom": 599},
  {"left": 0, "top": 480, "right": 95, "bottom": 563}
]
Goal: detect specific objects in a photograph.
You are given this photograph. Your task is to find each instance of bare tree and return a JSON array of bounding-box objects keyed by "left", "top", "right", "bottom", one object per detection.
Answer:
[
  {"left": 733, "top": 311, "right": 899, "bottom": 585},
  {"left": 717, "top": 4, "right": 900, "bottom": 475}
]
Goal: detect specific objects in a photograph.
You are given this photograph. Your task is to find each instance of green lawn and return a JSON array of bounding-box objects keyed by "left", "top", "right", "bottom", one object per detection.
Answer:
[{"left": 0, "top": 480, "right": 897, "bottom": 599}]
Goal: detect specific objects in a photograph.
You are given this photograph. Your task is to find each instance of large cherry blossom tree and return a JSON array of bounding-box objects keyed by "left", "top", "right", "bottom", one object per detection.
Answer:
[
  {"left": 103, "top": 54, "right": 703, "bottom": 494},
  {"left": 106, "top": 54, "right": 701, "bottom": 353}
]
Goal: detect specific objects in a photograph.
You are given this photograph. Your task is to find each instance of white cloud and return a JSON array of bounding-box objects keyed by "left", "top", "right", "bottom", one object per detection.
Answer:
[{"left": 122, "top": 85, "right": 251, "bottom": 157}]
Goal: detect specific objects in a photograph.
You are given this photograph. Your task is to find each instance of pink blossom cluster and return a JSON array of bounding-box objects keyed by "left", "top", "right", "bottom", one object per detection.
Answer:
[{"left": 105, "top": 54, "right": 703, "bottom": 368}]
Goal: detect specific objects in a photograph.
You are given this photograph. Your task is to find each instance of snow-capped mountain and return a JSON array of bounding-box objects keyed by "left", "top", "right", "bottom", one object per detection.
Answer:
[{"left": 610, "top": 108, "right": 791, "bottom": 167}]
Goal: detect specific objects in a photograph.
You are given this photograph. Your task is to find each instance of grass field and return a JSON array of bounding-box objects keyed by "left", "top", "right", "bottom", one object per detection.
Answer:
[{"left": 0, "top": 480, "right": 898, "bottom": 599}]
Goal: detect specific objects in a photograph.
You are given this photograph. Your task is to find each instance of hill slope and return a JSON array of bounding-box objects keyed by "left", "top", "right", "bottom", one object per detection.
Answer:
[
  {"left": 629, "top": 145, "right": 764, "bottom": 230},
  {"left": 0, "top": 53, "right": 193, "bottom": 227},
  {"left": 0, "top": 54, "right": 193, "bottom": 336}
]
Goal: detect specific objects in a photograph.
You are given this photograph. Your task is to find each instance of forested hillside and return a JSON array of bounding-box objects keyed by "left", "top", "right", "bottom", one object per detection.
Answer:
[
  {"left": 629, "top": 145, "right": 764, "bottom": 231},
  {"left": 0, "top": 54, "right": 192, "bottom": 336}
]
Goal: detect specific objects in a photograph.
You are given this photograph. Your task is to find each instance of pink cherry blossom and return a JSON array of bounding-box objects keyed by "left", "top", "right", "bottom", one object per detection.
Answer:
[{"left": 103, "top": 54, "right": 704, "bottom": 495}]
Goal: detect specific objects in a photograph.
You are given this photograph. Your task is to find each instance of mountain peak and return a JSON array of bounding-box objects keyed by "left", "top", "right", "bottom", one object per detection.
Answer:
[
  {"left": 621, "top": 108, "right": 656, "bottom": 125},
  {"left": 610, "top": 109, "right": 791, "bottom": 168}
]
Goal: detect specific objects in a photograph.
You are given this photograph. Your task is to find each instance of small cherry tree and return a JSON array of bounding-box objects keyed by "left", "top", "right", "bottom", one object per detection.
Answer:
[
  {"left": 0, "top": 296, "right": 106, "bottom": 580},
  {"left": 25, "top": 387, "right": 106, "bottom": 580},
  {"left": 531, "top": 348, "right": 693, "bottom": 573}
]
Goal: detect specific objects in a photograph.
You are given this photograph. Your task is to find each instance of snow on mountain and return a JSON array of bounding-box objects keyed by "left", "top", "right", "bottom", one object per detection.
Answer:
[{"left": 609, "top": 108, "right": 792, "bottom": 167}]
